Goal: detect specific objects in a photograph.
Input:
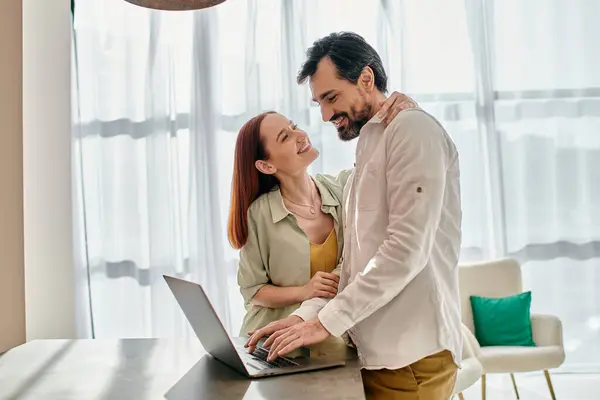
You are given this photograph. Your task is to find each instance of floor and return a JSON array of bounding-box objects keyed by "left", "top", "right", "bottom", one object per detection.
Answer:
[{"left": 458, "top": 372, "right": 600, "bottom": 400}]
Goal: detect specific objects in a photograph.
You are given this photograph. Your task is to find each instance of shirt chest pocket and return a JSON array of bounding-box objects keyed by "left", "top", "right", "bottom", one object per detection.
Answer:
[{"left": 356, "top": 164, "right": 381, "bottom": 211}]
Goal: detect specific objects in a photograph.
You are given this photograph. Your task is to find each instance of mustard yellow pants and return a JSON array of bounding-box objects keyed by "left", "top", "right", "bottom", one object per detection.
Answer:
[{"left": 361, "top": 350, "right": 457, "bottom": 400}]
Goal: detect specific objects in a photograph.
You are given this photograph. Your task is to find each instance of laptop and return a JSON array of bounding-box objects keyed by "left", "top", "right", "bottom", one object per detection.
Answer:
[{"left": 163, "top": 275, "right": 345, "bottom": 378}]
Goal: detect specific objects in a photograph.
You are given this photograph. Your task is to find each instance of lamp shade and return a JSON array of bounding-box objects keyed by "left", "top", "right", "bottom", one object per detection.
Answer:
[{"left": 124, "top": 0, "right": 227, "bottom": 11}]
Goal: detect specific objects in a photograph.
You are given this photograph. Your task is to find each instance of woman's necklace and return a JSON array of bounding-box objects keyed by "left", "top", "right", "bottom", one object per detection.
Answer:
[
  {"left": 282, "top": 181, "right": 319, "bottom": 218},
  {"left": 288, "top": 207, "right": 318, "bottom": 220}
]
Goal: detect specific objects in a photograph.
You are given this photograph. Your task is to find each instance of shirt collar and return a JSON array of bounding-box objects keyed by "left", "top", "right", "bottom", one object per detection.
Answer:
[
  {"left": 358, "top": 113, "right": 386, "bottom": 138},
  {"left": 365, "top": 112, "right": 385, "bottom": 126},
  {"left": 267, "top": 177, "right": 340, "bottom": 223}
]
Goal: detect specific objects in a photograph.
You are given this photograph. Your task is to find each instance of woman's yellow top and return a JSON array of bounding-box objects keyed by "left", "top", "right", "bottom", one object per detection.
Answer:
[{"left": 310, "top": 229, "right": 338, "bottom": 277}]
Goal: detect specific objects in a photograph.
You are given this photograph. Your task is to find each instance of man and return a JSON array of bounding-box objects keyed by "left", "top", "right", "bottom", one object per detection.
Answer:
[{"left": 246, "top": 32, "right": 463, "bottom": 399}]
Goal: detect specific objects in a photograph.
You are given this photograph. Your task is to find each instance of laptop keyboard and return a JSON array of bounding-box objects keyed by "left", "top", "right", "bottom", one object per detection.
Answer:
[{"left": 247, "top": 346, "right": 299, "bottom": 369}]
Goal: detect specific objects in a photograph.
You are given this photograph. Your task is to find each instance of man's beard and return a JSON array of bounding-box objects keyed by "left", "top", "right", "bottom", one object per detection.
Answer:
[{"left": 333, "top": 103, "right": 372, "bottom": 142}]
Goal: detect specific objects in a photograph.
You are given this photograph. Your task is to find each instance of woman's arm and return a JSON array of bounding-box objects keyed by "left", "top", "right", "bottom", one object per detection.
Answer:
[
  {"left": 251, "top": 285, "right": 306, "bottom": 308},
  {"left": 237, "top": 207, "right": 271, "bottom": 305},
  {"left": 251, "top": 270, "right": 339, "bottom": 308}
]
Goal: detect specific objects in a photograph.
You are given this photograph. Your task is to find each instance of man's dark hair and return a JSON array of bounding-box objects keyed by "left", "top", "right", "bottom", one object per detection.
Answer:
[{"left": 297, "top": 32, "right": 388, "bottom": 93}]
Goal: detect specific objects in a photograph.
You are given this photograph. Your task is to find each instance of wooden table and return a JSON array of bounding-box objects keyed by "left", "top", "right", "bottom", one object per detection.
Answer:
[{"left": 0, "top": 338, "right": 364, "bottom": 400}]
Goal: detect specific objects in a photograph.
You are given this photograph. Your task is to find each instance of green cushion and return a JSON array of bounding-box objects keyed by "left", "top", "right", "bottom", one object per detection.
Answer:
[{"left": 470, "top": 291, "right": 536, "bottom": 347}]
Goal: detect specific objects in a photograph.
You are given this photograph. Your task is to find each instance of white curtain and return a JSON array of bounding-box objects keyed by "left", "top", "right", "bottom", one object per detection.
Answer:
[{"left": 72, "top": 0, "right": 600, "bottom": 370}]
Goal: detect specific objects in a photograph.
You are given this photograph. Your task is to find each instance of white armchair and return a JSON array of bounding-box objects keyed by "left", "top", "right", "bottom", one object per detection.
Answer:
[
  {"left": 453, "top": 324, "right": 485, "bottom": 399},
  {"left": 459, "top": 258, "right": 565, "bottom": 400}
]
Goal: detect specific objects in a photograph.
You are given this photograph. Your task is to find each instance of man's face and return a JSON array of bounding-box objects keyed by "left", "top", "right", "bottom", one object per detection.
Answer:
[{"left": 309, "top": 57, "right": 373, "bottom": 141}]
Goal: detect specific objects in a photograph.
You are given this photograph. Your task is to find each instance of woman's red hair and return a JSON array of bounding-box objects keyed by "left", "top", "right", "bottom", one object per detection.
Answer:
[{"left": 227, "top": 112, "right": 278, "bottom": 249}]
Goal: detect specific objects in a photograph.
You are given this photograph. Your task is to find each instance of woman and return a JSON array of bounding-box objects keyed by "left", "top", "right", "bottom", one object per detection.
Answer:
[{"left": 227, "top": 93, "right": 417, "bottom": 336}]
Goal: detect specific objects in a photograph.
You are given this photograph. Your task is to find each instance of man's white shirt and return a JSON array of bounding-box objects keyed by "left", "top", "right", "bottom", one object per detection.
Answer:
[{"left": 293, "top": 108, "right": 463, "bottom": 369}]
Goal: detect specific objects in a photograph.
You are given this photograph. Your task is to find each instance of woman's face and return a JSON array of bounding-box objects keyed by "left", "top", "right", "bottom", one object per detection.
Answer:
[{"left": 256, "top": 113, "right": 319, "bottom": 177}]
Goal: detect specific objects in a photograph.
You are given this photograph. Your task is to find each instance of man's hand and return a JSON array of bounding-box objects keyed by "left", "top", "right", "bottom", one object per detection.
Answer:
[
  {"left": 245, "top": 315, "right": 303, "bottom": 353},
  {"left": 265, "top": 319, "right": 331, "bottom": 361},
  {"left": 378, "top": 91, "right": 418, "bottom": 127}
]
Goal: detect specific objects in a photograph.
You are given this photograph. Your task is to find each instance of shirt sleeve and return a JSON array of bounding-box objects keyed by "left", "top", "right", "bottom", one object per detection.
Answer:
[
  {"left": 237, "top": 208, "right": 269, "bottom": 306},
  {"left": 315, "top": 168, "right": 354, "bottom": 201},
  {"left": 334, "top": 168, "right": 354, "bottom": 189},
  {"left": 318, "top": 110, "right": 453, "bottom": 337}
]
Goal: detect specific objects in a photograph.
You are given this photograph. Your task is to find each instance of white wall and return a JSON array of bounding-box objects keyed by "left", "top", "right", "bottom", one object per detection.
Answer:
[
  {"left": 23, "top": 0, "right": 76, "bottom": 340},
  {"left": 0, "top": 0, "right": 26, "bottom": 353}
]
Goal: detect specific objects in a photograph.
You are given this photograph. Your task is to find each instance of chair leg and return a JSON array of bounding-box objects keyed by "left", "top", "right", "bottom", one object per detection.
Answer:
[
  {"left": 458, "top": 393, "right": 466, "bottom": 400},
  {"left": 544, "top": 370, "right": 557, "bottom": 400},
  {"left": 481, "top": 374, "right": 486, "bottom": 400},
  {"left": 510, "top": 373, "right": 520, "bottom": 399}
]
